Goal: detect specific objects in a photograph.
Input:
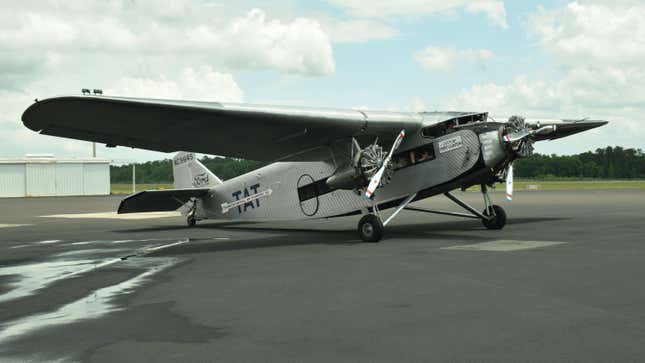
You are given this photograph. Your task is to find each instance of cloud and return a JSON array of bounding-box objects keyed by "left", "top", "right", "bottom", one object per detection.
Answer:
[
  {"left": 110, "top": 67, "right": 244, "bottom": 103},
  {"left": 0, "top": 3, "right": 335, "bottom": 78},
  {"left": 321, "top": 19, "right": 399, "bottom": 43},
  {"left": 184, "top": 9, "right": 335, "bottom": 75},
  {"left": 529, "top": 1, "right": 645, "bottom": 67},
  {"left": 415, "top": 46, "right": 495, "bottom": 71},
  {"left": 465, "top": 1, "right": 508, "bottom": 28},
  {"left": 328, "top": 0, "right": 508, "bottom": 28},
  {"left": 0, "top": 1, "right": 335, "bottom": 160},
  {"left": 444, "top": 1, "right": 645, "bottom": 150}
]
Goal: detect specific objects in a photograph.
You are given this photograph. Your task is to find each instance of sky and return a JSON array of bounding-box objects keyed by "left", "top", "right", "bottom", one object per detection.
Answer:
[{"left": 0, "top": 0, "right": 643, "bottom": 162}]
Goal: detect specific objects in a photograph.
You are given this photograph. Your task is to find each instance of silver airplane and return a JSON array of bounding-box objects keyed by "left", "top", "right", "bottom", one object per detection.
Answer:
[{"left": 22, "top": 95, "right": 607, "bottom": 242}]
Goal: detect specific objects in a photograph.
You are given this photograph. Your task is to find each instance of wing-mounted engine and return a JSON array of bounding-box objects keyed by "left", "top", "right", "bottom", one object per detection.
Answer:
[
  {"left": 326, "top": 130, "right": 406, "bottom": 199},
  {"left": 326, "top": 141, "right": 391, "bottom": 190}
]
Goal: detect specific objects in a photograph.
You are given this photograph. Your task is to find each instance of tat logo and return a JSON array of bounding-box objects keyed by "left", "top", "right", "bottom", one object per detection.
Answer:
[{"left": 231, "top": 183, "right": 261, "bottom": 213}]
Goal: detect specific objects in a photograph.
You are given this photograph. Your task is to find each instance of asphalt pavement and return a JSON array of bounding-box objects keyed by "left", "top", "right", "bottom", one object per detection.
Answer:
[{"left": 0, "top": 190, "right": 644, "bottom": 362}]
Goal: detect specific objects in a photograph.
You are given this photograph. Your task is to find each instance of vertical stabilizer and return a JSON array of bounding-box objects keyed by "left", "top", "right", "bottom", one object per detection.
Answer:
[{"left": 172, "top": 152, "right": 222, "bottom": 189}]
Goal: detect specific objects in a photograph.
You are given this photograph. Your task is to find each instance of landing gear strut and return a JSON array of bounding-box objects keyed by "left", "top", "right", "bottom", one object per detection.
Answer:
[
  {"left": 358, "top": 193, "right": 417, "bottom": 242},
  {"left": 356, "top": 185, "right": 507, "bottom": 242},
  {"left": 480, "top": 184, "right": 506, "bottom": 230},
  {"left": 186, "top": 200, "right": 197, "bottom": 227},
  {"left": 403, "top": 185, "right": 507, "bottom": 230}
]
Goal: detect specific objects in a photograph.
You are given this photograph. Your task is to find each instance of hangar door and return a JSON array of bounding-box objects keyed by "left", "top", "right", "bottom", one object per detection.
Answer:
[
  {"left": 0, "top": 164, "right": 26, "bottom": 197},
  {"left": 26, "top": 163, "right": 56, "bottom": 197},
  {"left": 56, "top": 163, "right": 84, "bottom": 196}
]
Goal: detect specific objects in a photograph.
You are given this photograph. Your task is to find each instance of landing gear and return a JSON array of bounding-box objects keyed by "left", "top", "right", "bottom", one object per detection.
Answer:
[
  {"left": 355, "top": 183, "right": 508, "bottom": 241},
  {"left": 186, "top": 201, "right": 197, "bottom": 227},
  {"left": 187, "top": 214, "right": 196, "bottom": 227},
  {"left": 483, "top": 205, "right": 506, "bottom": 229},
  {"left": 480, "top": 184, "right": 506, "bottom": 230},
  {"left": 358, "top": 215, "right": 384, "bottom": 242},
  {"left": 403, "top": 184, "right": 508, "bottom": 231},
  {"left": 358, "top": 193, "right": 417, "bottom": 242}
]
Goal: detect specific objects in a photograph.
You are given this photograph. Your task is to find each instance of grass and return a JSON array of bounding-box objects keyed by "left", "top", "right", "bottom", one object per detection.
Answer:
[
  {"left": 111, "top": 180, "right": 645, "bottom": 195},
  {"left": 110, "top": 183, "right": 173, "bottom": 195},
  {"left": 469, "top": 180, "right": 645, "bottom": 192}
]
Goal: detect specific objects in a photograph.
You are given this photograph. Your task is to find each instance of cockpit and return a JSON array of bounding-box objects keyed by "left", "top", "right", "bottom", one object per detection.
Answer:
[{"left": 420, "top": 112, "right": 488, "bottom": 138}]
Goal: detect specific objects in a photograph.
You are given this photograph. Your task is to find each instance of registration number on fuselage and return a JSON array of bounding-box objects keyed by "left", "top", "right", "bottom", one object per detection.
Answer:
[{"left": 438, "top": 135, "right": 463, "bottom": 154}]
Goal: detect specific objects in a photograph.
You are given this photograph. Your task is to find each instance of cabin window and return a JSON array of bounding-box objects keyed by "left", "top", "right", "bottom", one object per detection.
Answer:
[
  {"left": 298, "top": 178, "right": 332, "bottom": 202},
  {"left": 393, "top": 143, "right": 436, "bottom": 170}
]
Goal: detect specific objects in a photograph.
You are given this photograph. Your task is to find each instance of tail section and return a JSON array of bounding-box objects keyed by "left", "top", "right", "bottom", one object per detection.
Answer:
[{"left": 172, "top": 152, "right": 222, "bottom": 189}]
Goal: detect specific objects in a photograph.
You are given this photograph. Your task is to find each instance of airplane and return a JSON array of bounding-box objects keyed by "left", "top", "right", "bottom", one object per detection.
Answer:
[{"left": 22, "top": 94, "right": 608, "bottom": 242}]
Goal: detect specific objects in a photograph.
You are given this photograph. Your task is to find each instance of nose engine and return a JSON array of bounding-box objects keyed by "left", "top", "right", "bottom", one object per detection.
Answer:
[
  {"left": 480, "top": 115, "right": 557, "bottom": 169},
  {"left": 502, "top": 116, "right": 557, "bottom": 157}
]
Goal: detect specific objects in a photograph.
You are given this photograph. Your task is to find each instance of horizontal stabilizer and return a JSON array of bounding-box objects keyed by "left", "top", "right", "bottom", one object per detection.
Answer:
[{"left": 118, "top": 189, "right": 210, "bottom": 214}]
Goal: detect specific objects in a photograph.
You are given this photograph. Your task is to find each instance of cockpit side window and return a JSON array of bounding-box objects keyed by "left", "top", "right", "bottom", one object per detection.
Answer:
[
  {"left": 393, "top": 143, "right": 436, "bottom": 170},
  {"left": 422, "top": 113, "right": 487, "bottom": 138}
]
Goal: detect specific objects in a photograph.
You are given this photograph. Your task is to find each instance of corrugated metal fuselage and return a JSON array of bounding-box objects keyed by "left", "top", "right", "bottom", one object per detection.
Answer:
[{"left": 194, "top": 129, "right": 507, "bottom": 222}]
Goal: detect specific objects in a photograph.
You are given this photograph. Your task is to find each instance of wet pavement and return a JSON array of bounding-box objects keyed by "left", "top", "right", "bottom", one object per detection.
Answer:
[{"left": 0, "top": 190, "right": 644, "bottom": 362}]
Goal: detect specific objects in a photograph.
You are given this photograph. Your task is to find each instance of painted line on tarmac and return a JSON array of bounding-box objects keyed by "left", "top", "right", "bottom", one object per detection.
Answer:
[
  {"left": 0, "top": 224, "right": 31, "bottom": 229},
  {"left": 441, "top": 240, "right": 566, "bottom": 252},
  {"left": 40, "top": 211, "right": 181, "bottom": 220}
]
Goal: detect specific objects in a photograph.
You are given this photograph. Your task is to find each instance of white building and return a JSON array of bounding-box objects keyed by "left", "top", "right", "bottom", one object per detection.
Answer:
[{"left": 0, "top": 155, "right": 110, "bottom": 198}]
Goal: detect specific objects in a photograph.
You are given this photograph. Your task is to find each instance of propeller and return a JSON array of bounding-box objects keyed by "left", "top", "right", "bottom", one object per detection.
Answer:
[
  {"left": 501, "top": 116, "right": 557, "bottom": 202},
  {"left": 503, "top": 116, "right": 557, "bottom": 157},
  {"left": 505, "top": 163, "right": 513, "bottom": 201},
  {"left": 364, "top": 129, "right": 406, "bottom": 200}
]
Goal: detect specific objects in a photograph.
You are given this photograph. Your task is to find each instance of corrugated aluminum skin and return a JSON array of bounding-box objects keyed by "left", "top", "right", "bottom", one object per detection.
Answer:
[
  {"left": 199, "top": 130, "right": 481, "bottom": 221},
  {"left": 0, "top": 164, "right": 26, "bottom": 197}
]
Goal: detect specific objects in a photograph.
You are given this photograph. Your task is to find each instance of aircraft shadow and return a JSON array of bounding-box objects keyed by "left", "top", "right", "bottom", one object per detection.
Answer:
[
  {"left": 114, "top": 220, "right": 262, "bottom": 233},
  {"left": 144, "top": 217, "right": 569, "bottom": 256}
]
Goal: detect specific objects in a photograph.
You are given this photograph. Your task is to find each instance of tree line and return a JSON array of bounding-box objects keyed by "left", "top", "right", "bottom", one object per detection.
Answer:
[
  {"left": 110, "top": 146, "right": 645, "bottom": 184},
  {"left": 110, "top": 156, "right": 267, "bottom": 184},
  {"left": 514, "top": 147, "right": 645, "bottom": 179}
]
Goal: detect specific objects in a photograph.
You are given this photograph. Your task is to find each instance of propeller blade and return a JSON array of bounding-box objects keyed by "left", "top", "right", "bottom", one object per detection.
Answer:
[
  {"left": 506, "top": 163, "right": 514, "bottom": 201},
  {"left": 364, "top": 130, "right": 405, "bottom": 200}
]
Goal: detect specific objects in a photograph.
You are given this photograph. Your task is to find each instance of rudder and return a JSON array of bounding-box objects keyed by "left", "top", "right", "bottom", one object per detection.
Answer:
[{"left": 172, "top": 152, "right": 222, "bottom": 189}]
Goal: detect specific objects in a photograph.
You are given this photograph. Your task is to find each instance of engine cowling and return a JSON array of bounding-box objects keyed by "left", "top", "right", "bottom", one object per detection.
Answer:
[{"left": 326, "top": 144, "right": 393, "bottom": 190}]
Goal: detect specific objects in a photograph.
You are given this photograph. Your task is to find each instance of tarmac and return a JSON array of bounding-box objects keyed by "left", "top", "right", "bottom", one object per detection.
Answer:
[{"left": 0, "top": 189, "right": 644, "bottom": 362}]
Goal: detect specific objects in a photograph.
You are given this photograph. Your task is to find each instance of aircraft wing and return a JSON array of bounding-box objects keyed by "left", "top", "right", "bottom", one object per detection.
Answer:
[
  {"left": 118, "top": 188, "right": 210, "bottom": 214},
  {"left": 526, "top": 119, "right": 609, "bottom": 141},
  {"left": 22, "top": 95, "right": 424, "bottom": 161}
]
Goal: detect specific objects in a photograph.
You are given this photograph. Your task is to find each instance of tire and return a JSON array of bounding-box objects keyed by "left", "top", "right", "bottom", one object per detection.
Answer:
[
  {"left": 187, "top": 215, "right": 197, "bottom": 227},
  {"left": 358, "top": 214, "right": 384, "bottom": 242},
  {"left": 482, "top": 205, "right": 506, "bottom": 230}
]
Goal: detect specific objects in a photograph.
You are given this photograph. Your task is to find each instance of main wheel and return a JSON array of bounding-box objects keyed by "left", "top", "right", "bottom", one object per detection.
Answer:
[
  {"left": 358, "top": 215, "right": 384, "bottom": 242},
  {"left": 482, "top": 205, "right": 506, "bottom": 230},
  {"left": 187, "top": 215, "right": 197, "bottom": 227}
]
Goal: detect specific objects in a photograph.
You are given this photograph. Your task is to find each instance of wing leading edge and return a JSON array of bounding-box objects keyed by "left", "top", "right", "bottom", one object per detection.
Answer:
[{"left": 22, "top": 95, "right": 424, "bottom": 161}]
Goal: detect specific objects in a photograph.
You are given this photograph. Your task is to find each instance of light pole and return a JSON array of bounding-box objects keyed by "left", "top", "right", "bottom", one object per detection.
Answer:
[{"left": 132, "top": 163, "right": 136, "bottom": 194}]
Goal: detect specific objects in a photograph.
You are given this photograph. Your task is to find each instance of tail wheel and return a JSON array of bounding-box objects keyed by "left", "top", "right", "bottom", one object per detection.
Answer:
[
  {"left": 482, "top": 205, "right": 506, "bottom": 230},
  {"left": 187, "top": 215, "right": 197, "bottom": 227},
  {"left": 358, "top": 214, "right": 384, "bottom": 242}
]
